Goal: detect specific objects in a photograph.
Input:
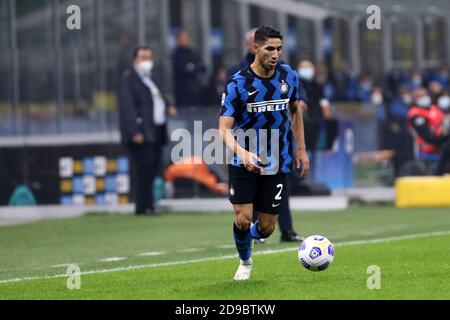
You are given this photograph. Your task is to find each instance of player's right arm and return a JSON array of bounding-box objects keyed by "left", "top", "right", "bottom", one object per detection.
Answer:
[
  {"left": 218, "top": 79, "right": 262, "bottom": 173},
  {"left": 219, "top": 116, "right": 262, "bottom": 173}
]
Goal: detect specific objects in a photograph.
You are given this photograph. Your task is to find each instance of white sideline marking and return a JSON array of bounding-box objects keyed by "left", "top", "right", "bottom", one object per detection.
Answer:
[
  {"left": 177, "top": 248, "right": 204, "bottom": 253},
  {"left": 99, "top": 257, "right": 128, "bottom": 262},
  {"left": 1, "top": 230, "right": 449, "bottom": 284},
  {"left": 50, "top": 263, "right": 77, "bottom": 268},
  {"left": 137, "top": 252, "right": 166, "bottom": 257},
  {"left": 217, "top": 244, "right": 236, "bottom": 249}
]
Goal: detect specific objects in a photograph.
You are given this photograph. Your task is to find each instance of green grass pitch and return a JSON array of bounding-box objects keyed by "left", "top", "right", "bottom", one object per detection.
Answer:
[{"left": 0, "top": 205, "right": 449, "bottom": 300}]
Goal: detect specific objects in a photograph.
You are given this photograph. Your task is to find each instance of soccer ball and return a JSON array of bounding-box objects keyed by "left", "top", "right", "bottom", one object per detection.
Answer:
[{"left": 298, "top": 235, "right": 335, "bottom": 271}]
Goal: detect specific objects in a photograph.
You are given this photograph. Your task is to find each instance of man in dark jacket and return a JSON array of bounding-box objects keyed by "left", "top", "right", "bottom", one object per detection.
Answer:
[
  {"left": 118, "top": 46, "right": 177, "bottom": 215},
  {"left": 172, "top": 29, "right": 206, "bottom": 107},
  {"left": 297, "top": 58, "right": 330, "bottom": 151},
  {"left": 225, "top": 29, "right": 257, "bottom": 80}
]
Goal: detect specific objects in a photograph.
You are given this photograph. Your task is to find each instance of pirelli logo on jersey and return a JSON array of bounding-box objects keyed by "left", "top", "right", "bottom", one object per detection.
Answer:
[{"left": 246, "top": 99, "right": 290, "bottom": 113}]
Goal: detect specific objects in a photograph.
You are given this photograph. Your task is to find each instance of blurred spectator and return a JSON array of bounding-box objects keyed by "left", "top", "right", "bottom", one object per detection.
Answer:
[
  {"left": 371, "top": 86, "right": 413, "bottom": 177},
  {"left": 226, "top": 28, "right": 257, "bottom": 80},
  {"left": 403, "top": 68, "right": 424, "bottom": 91},
  {"left": 117, "top": 33, "right": 135, "bottom": 79},
  {"left": 172, "top": 28, "right": 207, "bottom": 107},
  {"left": 370, "top": 87, "right": 387, "bottom": 149},
  {"left": 407, "top": 88, "right": 447, "bottom": 163},
  {"left": 332, "top": 61, "right": 356, "bottom": 101},
  {"left": 386, "top": 68, "right": 404, "bottom": 98},
  {"left": 356, "top": 75, "right": 374, "bottom": 103},
  {"left": 385, "top": 119, "right": 414, "bottom": 177},
  {"left": 387, "top": 86, "right": 411, "bottom": 121},
  {"left": 437, "top": 91, "right": 450, "bottom": 114},
  {"left": 436, "top": 90, "right": 450, "bottom": 175},
  {"left": 315, "top": 63, "right": 335, "bottom": 101},
  {"left": 204, "top": 67, "right": 227, "bottom": 106},
  {"left": 118, "top": 46, "right": 177, "bottom": 215},
  {"left": 428, "top": 81, "right": 444, "bottom": 105},
  {"left": 430, "top": 64, "right": 450, "bottom": 88},
  {"left": 297, "top": 58, "right": 329, "bottom": 151}
]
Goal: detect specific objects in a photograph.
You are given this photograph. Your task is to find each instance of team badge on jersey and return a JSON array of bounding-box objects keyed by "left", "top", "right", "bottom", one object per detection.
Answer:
[{"left": 280, "top": 81, "right": 289, "bottom": 94}]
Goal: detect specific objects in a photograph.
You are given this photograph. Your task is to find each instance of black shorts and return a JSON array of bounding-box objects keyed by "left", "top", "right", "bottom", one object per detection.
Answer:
[{"left": 228, "top": 165, "right": 288, "bottom": 215}]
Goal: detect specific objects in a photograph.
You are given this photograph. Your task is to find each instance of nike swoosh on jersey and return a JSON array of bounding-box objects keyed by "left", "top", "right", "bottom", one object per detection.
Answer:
[{"left": 248, "top": 90, "right": 259, "bottom": 96}]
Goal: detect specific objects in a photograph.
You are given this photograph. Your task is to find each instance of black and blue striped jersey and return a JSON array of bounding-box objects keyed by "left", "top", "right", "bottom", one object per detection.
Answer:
[{"left": 220, "top": 63, "right": 301, "bottom": 175}]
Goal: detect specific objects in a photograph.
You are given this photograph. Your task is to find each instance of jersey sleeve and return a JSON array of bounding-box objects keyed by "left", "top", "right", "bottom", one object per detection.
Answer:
[
  {"left": 220, "top": 80, "right": 240, "bottom": 118},
  {"left": 290, "top": 72, "right": 302, "bottom": 102}
]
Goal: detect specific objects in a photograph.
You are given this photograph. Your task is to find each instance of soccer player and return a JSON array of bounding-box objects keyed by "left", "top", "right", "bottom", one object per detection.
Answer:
[{"left": 219, "top": 26, "right": 309, "bottom": 281}]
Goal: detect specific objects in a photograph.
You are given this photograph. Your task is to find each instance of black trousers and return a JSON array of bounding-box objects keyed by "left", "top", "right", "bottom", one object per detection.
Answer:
[
  {"left": 277, "top": 174, "right": 294, "bottom": 232},
  {"left": 127, "top": 141, "right": 163, "bottom": 214},
  {"left": 436, "top": 142, "right": 450, "bottom": 175}
]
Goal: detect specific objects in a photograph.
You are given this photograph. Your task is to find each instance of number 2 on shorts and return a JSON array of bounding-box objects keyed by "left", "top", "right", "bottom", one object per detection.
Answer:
[{"left": 275, "top": 184, "right": 283, "bottom": 200}]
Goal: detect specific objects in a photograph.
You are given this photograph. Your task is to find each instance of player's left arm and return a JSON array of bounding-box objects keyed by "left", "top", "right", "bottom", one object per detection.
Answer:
[{"left": 290, "top": 100, "right": 310, "bottom": 177}]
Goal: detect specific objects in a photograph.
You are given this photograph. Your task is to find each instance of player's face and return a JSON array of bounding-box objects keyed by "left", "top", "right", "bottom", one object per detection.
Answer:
[{"left": 255, "top": 38, "right": 282, "bottom": 71}]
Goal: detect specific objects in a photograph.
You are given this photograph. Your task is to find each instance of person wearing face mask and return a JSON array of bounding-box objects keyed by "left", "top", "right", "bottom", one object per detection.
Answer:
[
  {"left": 118, "top": 46, "right": 177, "bottom": 215},
  {"left": 407, "top": 88, "right": 448, "bottom": 166},
  {"left": 437, "top": 93, "right": 450, "bottom": 114},
  {"left": 297, "top": 59, "right": 330, "bottom": 148},
  {"left": 404, "top": 69, "right": 424, "bottom": 91},
  {"left": 434, "top": 92, "right": 450, "bottom": 175},
  {"left": 356, "top": 75, "right": 374, "bottom": 103}
]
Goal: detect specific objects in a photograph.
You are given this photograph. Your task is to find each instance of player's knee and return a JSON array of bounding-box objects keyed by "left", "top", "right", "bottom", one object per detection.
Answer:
[
  {"left": 258, "top": 223, "right": 275, "bottom": 237},
  {"left": 235, "top": 214, "right": 251, "bottom": 230}
]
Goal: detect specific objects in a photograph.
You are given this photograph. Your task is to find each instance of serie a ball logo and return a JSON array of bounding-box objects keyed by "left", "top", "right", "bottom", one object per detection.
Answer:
[{"left": 298, "top": 235, "right": 335, "bottom": 272}]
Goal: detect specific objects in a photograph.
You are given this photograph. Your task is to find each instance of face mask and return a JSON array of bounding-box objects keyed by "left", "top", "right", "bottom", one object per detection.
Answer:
[
  {"left": 416, "top": 95, "right": 431, "bottom": 108},
  {"left": 402, "top": 95, "right": 412, "bottom": 105},
  {"left": 371, "top": 93, "right": 383, "bottom": 105},
  {"left": 412, "top": 76, "right": 422, "bottom": 86},
  {"left": 137, "top": 60, "right": 154, "bottom": 77},
  {"left": 438, "top": 95, "right": 450, "bottom": 110},
  {"left": 298, "top": 67, "right": 315, "bottom": 81},
  {"left": 360, "top": 82, "right": 372, "bottom": 91}
]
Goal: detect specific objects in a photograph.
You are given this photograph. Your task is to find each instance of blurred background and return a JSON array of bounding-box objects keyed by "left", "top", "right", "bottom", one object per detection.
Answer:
[{"left": 1, "top": 0, "right": 450, "bottom": 207}]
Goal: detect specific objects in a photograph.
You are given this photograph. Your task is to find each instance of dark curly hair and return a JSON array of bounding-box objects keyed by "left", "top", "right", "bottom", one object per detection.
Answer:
[{"left": 254, "top": 26, "right": 283, "bottom": 45}]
